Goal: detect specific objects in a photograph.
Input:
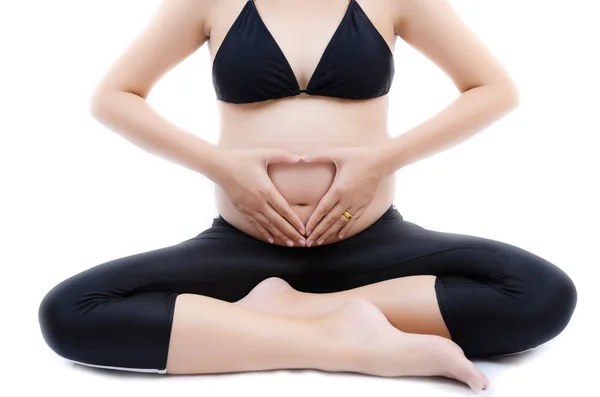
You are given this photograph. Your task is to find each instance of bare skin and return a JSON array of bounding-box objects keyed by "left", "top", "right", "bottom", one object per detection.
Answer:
[
  {"left": 89, "top": 0, "right": 518, "bottom": 391},
  {"left": 211, "top": 0, "right": 517, "bottom": 246},
  {"left": 238, "top": 276, "right": 451, "bottom": 338},
  {"left": 168, "top": 294, "right": 488, "bottom": 390}
]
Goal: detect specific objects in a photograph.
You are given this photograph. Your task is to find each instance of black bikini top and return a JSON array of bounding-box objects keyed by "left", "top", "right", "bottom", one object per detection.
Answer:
[{"left": 212, "top": 0, "right": 395, "bottom": 104}]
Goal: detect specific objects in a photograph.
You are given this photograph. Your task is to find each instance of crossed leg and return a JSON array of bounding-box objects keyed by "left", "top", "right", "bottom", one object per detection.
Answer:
[
  {"left": 168, "top": 293, "right": 488, "bottom": 389},
  {"left": 39, "top": 215, "right": 575, "bottom": 393},
  {"left": 233, "top": 216, "right": 576, "bottom": 382},
  {"left": 236, "top": 217, "right": 576, "bottom": 359},
  {"left": 164, "top": 220, "right": 490, "bottom": 389},
  {"left": 238, "top": 275, "right": 450, "bottom": 338}
]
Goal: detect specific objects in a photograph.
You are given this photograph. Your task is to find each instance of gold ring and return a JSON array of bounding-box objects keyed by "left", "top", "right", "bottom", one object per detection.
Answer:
[{"left": 342, "top": 211, "right": 353, "bottom": 219}]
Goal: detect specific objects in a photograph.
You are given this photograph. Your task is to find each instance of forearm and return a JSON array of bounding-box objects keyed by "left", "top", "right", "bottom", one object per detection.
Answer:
[
  {"left": 379, "top": 81, "right": 520, "bottom": 174},
  {"left": 89, "top": 90, "right": 226, "bottom": 182}
]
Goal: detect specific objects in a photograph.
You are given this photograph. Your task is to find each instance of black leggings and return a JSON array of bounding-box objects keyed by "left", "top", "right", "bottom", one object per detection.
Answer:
[{"left": 38, "top": 205, "right": 577, "bottom": 373}]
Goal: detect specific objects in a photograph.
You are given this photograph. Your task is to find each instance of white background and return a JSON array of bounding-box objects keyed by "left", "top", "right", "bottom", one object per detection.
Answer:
[{"left": 1, "top": 0, "right": 598, "bottom": 396}]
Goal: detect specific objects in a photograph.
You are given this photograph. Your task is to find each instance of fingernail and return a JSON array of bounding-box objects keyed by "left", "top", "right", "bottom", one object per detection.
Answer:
[
  {"left": 307, "top": 240, "right": 313, "bottom": 247},
  {"left": 287, "top": 240, "right": 294, "bottom": 247},
  {"left": 317, "top": 239, "right": 324, "bottom": 245},
  {"left": 298, "top": 239, "right": 306, "bottom": 246},
  {"left": 339, "top": 233, "right": 344, "bottom": 239},
  {"left": 268, "top": 237, "right": 274, "bottom": 244},
  {"left": 306, "top": 229, "right": 312, "bottom": 236}
]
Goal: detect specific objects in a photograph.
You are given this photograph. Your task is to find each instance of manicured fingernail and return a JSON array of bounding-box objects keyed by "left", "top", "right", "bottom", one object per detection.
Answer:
[
  {"left": 317, "top": 239, "right": 324, "bottom": 245},
  {"left": 298, "top": 239, "right": 306, "bottom": 246},
  {"left": 307, "top": 240, "right": 313, "bottom": 247},
  {"left": 268, "top": 237, "right": 274, "bottom": 244},
  {"left": 287, "top": 240, "right": 294, "bottom": 247},
  {"left": 306, "top": 229, "right": 312, "bottom": 236},
  {"left": 339, "top": 233, "right": 345, "bottom": 239}
]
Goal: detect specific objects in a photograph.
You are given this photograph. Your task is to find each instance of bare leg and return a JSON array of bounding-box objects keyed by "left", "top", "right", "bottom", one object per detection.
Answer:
[
  {"left": 237, "top": 276, "right": 451, "bottom": 337},
  {"left": 167, "top": 294, "right": 488, "bottom": 390}
]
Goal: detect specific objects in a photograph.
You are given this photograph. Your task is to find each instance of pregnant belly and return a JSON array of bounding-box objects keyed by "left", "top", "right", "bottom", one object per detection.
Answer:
[
  {"left": 215, "top": 162, "right": 335, "bottom": 228},
  {"left": 267, "top": 162, "right": 336, "bottom": 223},
  {"left": 214, "top": 161, "right": 396, "bottom": 246}
]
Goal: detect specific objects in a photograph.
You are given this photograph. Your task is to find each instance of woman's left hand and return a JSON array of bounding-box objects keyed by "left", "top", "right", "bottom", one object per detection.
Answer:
[{"left": 303, "top": 145, "right": 390, "bottom": 246}]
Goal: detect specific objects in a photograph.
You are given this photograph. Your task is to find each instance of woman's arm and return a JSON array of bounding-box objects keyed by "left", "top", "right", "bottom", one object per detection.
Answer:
[
  {"left": 89, "top": 0, "right": 226, "bottom": 181},
  {"left": 88, "top": 0, "right": 307, "bottom": 242},
  {"left": 379, "top": 0, "right": 520, "bottom": 174},
  {"left": 304, "top": 0, "right": 520, "bottom": 244}
]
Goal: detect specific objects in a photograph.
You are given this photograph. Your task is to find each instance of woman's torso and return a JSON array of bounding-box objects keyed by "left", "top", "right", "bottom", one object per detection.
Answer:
[{"left": 207, "top": 0, "right": 398, "bottom": 246}]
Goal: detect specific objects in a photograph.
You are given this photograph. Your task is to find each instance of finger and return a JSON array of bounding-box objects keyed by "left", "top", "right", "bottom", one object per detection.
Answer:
[
  {"left": 262, "top": 205, "right": 306, "bottom": 246},
  {"left": 264, "top": 149, "right": 301, "bottom": 165},
  {"left": 307, "top": 202, "right": 346, "bottom": 247},
  {"left": 244, "top": 213, "right": 274, "bottom": 244},
  {"left": 318, "top": 206, "right": 357, "bottom": 245},
  {"left": 267, "top": 188, "right": 306, "bottom": 235},
  {"left": 319, "top": 205, "right": 358, "bottom": 244},
  {"left": 338, "top": 206, "right": 364, "bottom": 239},
  {"left": 306, "top": 191, "right": 339, "bottom": 236},
  {"left": 253, "top": 211, "right": 292, "bottom": 246}
]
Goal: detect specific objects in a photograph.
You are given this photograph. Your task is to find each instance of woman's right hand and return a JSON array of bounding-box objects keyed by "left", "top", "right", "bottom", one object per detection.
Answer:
[{"left": 215, "top": 148, "right": 306, "bottom": 246}]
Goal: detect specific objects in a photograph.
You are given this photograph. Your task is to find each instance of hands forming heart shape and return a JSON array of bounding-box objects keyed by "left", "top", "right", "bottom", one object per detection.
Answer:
[{"left": 216, "top": 144, "right": 390, "bottom": 247}]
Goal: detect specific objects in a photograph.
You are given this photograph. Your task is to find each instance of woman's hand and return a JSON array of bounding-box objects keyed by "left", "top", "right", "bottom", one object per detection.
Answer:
[
  {"left": 303, "top": 145, "right": 390, "bottom": 246},
  {"left": 215, "top": 148, "right": 306, "bottom": 246}
]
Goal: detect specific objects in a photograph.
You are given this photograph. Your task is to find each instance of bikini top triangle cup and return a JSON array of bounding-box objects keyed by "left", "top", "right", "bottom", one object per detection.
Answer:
[{"left": 212, "top": 0, "right": 395, "bottom": 104}]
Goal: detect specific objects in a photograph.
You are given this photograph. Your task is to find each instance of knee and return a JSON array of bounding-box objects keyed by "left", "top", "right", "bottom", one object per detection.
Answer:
[
  {"left": 38, "top": 279, "right": 83, "bottom": 361},
  {"left": 515, "top": 262, "right": 577, "bottom": 350},
  {"left": 538, "top": 266, "right": 577, "bottom": 335}
]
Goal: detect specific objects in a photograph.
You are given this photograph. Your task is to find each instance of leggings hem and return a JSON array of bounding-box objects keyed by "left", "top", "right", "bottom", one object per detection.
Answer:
[
  {"left": 69, "top": 359, "right": 167, "bottom": 374},
  {"left": 434, "top": 277, "right": 455, "bottom": 341},
  {"left": 159, "top": 292, "right": 179, "bottom": 372}
]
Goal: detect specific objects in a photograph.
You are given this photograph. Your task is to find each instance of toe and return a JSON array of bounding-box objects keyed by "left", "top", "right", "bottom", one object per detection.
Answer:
[
  {"left": 454, "top": 362, "right": 486, "bottom": 391},
  {"left": 483, "top": 373, "right": 490, "bottom": 390}
]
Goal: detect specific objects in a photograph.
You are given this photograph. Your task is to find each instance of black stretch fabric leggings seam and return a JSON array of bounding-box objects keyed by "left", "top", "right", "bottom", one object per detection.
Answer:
[{"left": 38, "top": 206, "right": 577, "bottom": 372}]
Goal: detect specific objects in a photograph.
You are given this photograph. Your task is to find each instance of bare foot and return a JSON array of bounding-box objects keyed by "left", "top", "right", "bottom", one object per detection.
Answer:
[
  {"left": 238, "top": 279, "right": 489, "bottom": 390},
  {"left": 320, "top": 299, "right": 489, "bottom": 391},
  {"left": 236, "top": 277, "right": 301, "bottom": 314}
]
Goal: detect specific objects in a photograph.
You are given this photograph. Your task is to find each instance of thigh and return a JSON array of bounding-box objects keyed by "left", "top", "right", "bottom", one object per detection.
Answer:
[
  {"left": 58, "top": 222, "right": 304, "bottom": 303},
  {"left": 302, "top": 212, "right": 577, "bottom": 357},
  {"left": 39, "top": 221, "right": 304, "bottom": 372},
  {"left": 304, "top": 214, "right": 552, "bottom": 292}
]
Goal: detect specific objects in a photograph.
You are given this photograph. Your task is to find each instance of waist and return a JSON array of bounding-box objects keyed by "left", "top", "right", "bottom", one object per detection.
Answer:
[
  {"left": 213, "top": 204, "right": 404, "bottom": 232},
  {"left": 214, "top": 164, "right": 397, "bottom": 245}
]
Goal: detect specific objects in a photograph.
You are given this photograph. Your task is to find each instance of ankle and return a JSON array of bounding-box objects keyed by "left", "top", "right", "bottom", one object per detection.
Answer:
[{"left": 308, "top": 313, "right": 364, "bottom": 372}]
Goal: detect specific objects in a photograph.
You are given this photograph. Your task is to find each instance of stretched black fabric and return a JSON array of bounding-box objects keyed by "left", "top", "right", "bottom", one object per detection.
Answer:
[
  {"left": 38, "top": 205, "right": 577, "bottom": 373},
  {"left": 212, "top": 0, "right": 395, "bottom": 103}
]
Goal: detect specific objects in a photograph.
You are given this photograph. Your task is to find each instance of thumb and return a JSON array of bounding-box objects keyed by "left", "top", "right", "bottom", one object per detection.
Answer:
[{"left": 263, "top": 149, "right": 302, "bottom": 165}]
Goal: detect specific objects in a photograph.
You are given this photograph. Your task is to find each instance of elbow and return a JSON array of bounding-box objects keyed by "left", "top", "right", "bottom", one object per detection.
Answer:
[
  {"left": 88, "top": 88, "right": 130, "bottom": 122},
  {"left": 88, "top": 88, "right": 113, "bottom": 121},
  {"left": 462, "top": 74, "right": 520, "bottom": 114},
  {"left": 503, "top": 80, "right": 520, "bottom": 111},
  {"left": 88, "top": 86, "right": 145, "bottom": 121},
  {"left": 495, "top": 76, "right": 520, "bottom": 113}
]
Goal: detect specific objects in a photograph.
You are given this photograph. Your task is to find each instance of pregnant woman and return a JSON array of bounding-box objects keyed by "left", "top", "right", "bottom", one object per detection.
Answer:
[{"left": 38, "top": 0, "right": 577, "bottom": 391}]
